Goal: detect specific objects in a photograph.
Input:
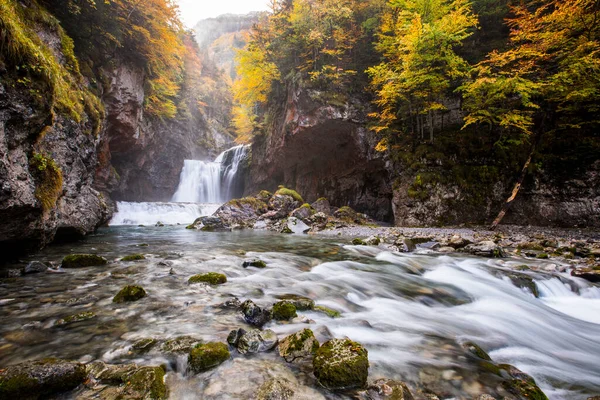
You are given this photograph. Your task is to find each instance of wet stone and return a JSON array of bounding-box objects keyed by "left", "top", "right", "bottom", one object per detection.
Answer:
[
  {"left": 237, "top": 329, "right": 278, "bottom": 355},
  {"left": 278, "top": 329, "right": 319, "bottom": 363},
  {"left": 313, "top": 338, "right": 369, "bottom": 391},
  {"left": 160, "top": 336, "right": 202, "bottom": 355},
  {"left": 188, "top": 342, "right": 230, "bottom": 373},
  {"left": 241, "top": 300, "right": 272, "bottom": 328}
]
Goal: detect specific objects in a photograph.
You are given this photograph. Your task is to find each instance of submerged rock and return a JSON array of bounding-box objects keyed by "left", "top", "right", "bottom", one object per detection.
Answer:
[
  {"left": 571, "top": 268, "right": 600, "bottom": 283},
  {"left": 188, "top": 272, "right": 227, "bottom": 285},
  {"left": 241, "top": 300, "right": 272, "bottom": 328},
  {"left": 499, "top": 364, "right": 548, "bottom": 400},
  {"left": 314, "top": 305, "right": 341, "bottom": 318},
  {"left": 275, "top": 294, "right": 314, "bottom": 311},
  {"left": 160, "top": 336, "right": 202, "bottom": 355},
  {"left": 188, "top": 342, "right": 230, "bottom": 373},
  {"left": 360, "top": 379, "right": 415, "bottom": 400},
  {"left": 61, "top": 254, "right": 107, "bottom": 268},
  {"left": 84, "top": 361, "right": 167, "bottom": 399},
  {"left": 237, "top": 329, "right": 278, "bottom": 355},
  {"left": 272, "top": 301, "right": 298, "bottom": 321},
  {"left": 121, "top": 254, "right": 145, "bottom": 262},
  {"left": 113, "top": 285, "right": 147, "bottom": 303},
  {"left": 55, "top": 311, "right": 96, "bottom": 326},
  {"left": 313, "top": 339, "right": 369, "bottom": 391},
  {"left": 131, "top": 338, "right": 158, "bottom": 354},
  {"left": 255, "top": 377, "right": 296, "bottom": 400},
  {"left": 0, "top": 359, "right": 86, "bottom": 398},
  {"left": 463, "top": 241, "right": 506, "bottom": 258},
  {"left": 279, "top": 329, "right": 320, "bottom": 363},
  {"left": 24, "top": 261, "right": 48, "bottom": 274},
  {"left": 243, "top": 259, "right": 267, "bottom": 269}
]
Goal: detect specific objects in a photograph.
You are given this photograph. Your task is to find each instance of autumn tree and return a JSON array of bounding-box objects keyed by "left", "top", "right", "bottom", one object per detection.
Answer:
[
  {"left": 460, "top": 0, "right": 600, "bottom": 227},
  {"left": 367, "top": 0, "right": 478, "bottom": 144}
]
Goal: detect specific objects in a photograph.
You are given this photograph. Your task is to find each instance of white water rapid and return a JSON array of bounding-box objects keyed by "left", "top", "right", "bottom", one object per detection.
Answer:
[{"left": 109, "top": 145, "right": 248, "bottom": 226}]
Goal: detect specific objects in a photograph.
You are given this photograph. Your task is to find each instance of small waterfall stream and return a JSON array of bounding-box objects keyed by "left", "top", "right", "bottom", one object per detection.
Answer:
[{"left": 110, "top": 145, "right": 248, "bottom": 226}]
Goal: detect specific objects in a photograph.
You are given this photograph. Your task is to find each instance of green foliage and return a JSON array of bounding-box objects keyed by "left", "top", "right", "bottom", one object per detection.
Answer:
[
  {"left": 367, "top": 0, "right": 478, "bottom": 141},
  {"left": 41, "top": 0, "right": 185, "bottom": 119},
  {"left": 29, "top": 153, "right": 63, "bottom": 212},
  {"left": 0, "top": 0, "right": 104, "bottom": 133}
]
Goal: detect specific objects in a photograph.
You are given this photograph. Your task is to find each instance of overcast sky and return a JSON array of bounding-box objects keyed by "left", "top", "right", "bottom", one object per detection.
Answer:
[{"left": 176, "top": 0, "right": 270, "bottom": 27}]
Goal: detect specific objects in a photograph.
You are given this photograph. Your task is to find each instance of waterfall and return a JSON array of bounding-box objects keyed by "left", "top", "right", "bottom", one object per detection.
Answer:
[
  {"left": 109, "top": 145, "right": 248, "bottom": 226},
  {"left": 109, "top": 202, "right": 220, "bottom": 226},
  {"left": 171, "top": 145, "right": 248, "bottom": 204}
]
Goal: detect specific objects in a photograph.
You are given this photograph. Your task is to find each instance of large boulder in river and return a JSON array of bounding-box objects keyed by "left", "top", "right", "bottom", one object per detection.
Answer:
[
  {"left": 499, "top": 364, "right": 548, "bottom": 400},
  {"left": 313, "top": 339, "right": 369, "bottom": 391},
  {"left": 61, "top": 254, "right": 107, "bottom": 268},
  {"left": 241, "top": 300, "right": 272, "bottom": 328},
  {"left": 196, "top": 216, "right": 230, "bottom": 232},
  {"left": 86, "top": 361, "right": 168, "bottom": 399},
  {"left": 188, "top": 342, "right": 230, "bottom": 373},
  {"left": 113, "top": 285, "right": 147, "bottom": 303},
  {"left": 236, "top": 329, "right": 278, "bottom": 354},
  {"left": 279, "top": 329, "right": 320, "bottom": 363},
  {"left": 0, "top": 359, "right": 87, "bottom": 398},
  {"left": 463, "top": 241, "right": 506, "bottom": 258}
]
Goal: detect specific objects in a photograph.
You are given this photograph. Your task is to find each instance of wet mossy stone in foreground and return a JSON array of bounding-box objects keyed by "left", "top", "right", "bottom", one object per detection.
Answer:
[
  {"left": 61, "top": 254, "right": 107, "bottom": 268},
  {"left": 188, "top": 342, "right": 230, "bottom": 373},
  {"left": 0, "top": 358, "right": 86, "bottom": 398},
  {"left": 121, "top": 254, "right": 146, "bottom": 261},
  {"left": 279, "top": 328, "right": 320, "bottom": 362},
  {"left": 188, "top": 272, "right": 227, "bottom": 285},
  {"left": 313, "top": 339, "right": 369, "bottom": 391},
  {"left": 272, "top": 301, "right": 297, "bottom": 320},
  {"left": 113, "top": 285, "right": 147, "bottom": 303}
]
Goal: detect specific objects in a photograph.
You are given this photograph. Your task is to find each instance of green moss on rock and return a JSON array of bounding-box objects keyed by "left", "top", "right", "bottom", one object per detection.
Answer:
[
  {"left": 62, "top": 254, "right": 107, "bottom": 268},
  {"left": 275, "top": 187, "right": 304, "bottom": 203},
  {"left": 243, "top": 259, "right": 267, "bottom": 268},
  {"left": 132, "top": 338, "right": 158, "bottom": 354},
  {"left": 272, "top": 301, "right": 297, "bottom": 320},
  {"left": 462, "top": 341, "right": 492, "bottom": 361},
  {"left": 55, "top": 311, "right": 96, "bottom": 326},
  {"left": 276, "top": 294, "right": 314, "bottom": 310},
  {"left": 0, "top": 359, "right": 87, "bottom": 398},
  {"left": 188, "top": 272, "right": 227, "bottom": 285},
  {"left": 313, "top": 339, "right": 369, "bottom": 391},
  {"left": 279, "top": 328, "right": 320, "bottom": 362},
  {"left": 121, "top": 254, "right": 145, "bottom": 262},
  {"left": 113, "top": 285, "right": 147, "bottom": 303},
  {"left": 315, "top": 305, "right": 341, "bottom": 318},
  {"left": 188, "top": 342, "right": 230, "bottom": 373}
]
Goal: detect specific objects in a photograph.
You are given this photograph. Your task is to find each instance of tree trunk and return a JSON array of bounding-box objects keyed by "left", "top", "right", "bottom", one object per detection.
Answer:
[
  {"left": 428, "top": 110, "right": 434, "bottom": 143},
  {"left": 490, "top": 148, "right": 534, "bottom": 230}
]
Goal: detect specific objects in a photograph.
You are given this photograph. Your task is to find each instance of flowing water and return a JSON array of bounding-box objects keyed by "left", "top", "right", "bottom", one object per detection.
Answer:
[
  {"left": 109, "top": 202, "right": 220, "bottom": 226},
  {"left": 1, "top": 227, "right": 599, "bottom": 399},
  {"left": 171, "top": 145, "right": 248, "bottom": 204}
]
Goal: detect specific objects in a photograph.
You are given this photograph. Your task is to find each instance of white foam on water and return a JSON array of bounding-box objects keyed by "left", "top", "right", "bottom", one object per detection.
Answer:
[{"left": 109, "top": 202, "right": 220, "bottom": 226}]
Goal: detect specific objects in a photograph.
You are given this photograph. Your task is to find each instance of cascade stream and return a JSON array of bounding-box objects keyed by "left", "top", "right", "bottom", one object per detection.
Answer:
[{"left": 110, "top": 145, "right": 248, "bottom": 226}]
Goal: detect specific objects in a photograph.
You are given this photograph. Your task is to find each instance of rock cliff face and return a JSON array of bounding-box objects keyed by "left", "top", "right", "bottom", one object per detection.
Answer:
[
  {"left": 246, "top": 88, "right": 394, "bottom": 222},
  {"left": 0, "top": 63, "right": 109, "bottom": 257}
]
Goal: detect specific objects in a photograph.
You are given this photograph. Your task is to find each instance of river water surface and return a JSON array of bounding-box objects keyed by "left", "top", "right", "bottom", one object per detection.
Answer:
[{"left": 1, "top": 227, "right": 599, "bottom": 399}]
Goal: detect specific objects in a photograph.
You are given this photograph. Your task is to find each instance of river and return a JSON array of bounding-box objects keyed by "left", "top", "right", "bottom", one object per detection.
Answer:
[{"left": 1, "top": 226, "right": 599, "bottom": 399}]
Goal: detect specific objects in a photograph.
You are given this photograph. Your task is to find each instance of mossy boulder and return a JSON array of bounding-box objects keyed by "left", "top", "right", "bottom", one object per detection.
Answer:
[
  {"left": 276, "top": 294, "right": 314, "bottom": 311},
  {"left": 188, "top": 272, "right": 227, "bottom": 285},
  {"left": 131, "top": 338, "right": 158, "bottom": 354},
  {"left": 0, "top": 359, "right": 86, "bottom": 398},
  {"left": 499, "top": 364, "right": 548, "bottom": 400},
  {"left": 243, "top": 259, "right": 267, "bottom": 269},
  {"left": 61, "top": 254, "right": 107, "bottom": 268},
  {"left": 121, "top": 254, "right": 146, "bottom": 262},
  {"left": 55, "top": 311, "right": 96, "bottom": 326},
  {"left": 279, "top": 329, "right": 320, "bottom": 362},
  {"left": 313, "top": 339, "right": 369, "bottom": 391},
  {"left": 85, "top": 362, "right": 167, "bottom": 399},
  {"left": 256, "top": 190, "right": 273, "bottom": 202},
  {"left": 188, "top": 342, "right": 230, "bottom": 373},
  {"left": 291, "top": 204, "right": 315, "bottom": 221},
  {"left": 113, "top": 285, "right": 147, "bottom": 303},
  {"left": 275, "top": 187, "right": 304, "bottom": 203},
  {"left": 333, "top": 206, "right": 366, "bottom": 225},
  {"left": 272, "top": 301, "right": 297, "bottom": 320}
]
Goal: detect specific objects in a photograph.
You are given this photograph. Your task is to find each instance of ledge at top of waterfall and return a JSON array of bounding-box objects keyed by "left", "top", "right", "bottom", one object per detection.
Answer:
[{"left": 172, "top": 145, "right": 248, "bottom": 204}]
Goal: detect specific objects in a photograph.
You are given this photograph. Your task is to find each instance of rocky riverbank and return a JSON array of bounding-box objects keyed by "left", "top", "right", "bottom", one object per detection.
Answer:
[{"left": 189, "top": 188, "right": 600, "bottom": 284}]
